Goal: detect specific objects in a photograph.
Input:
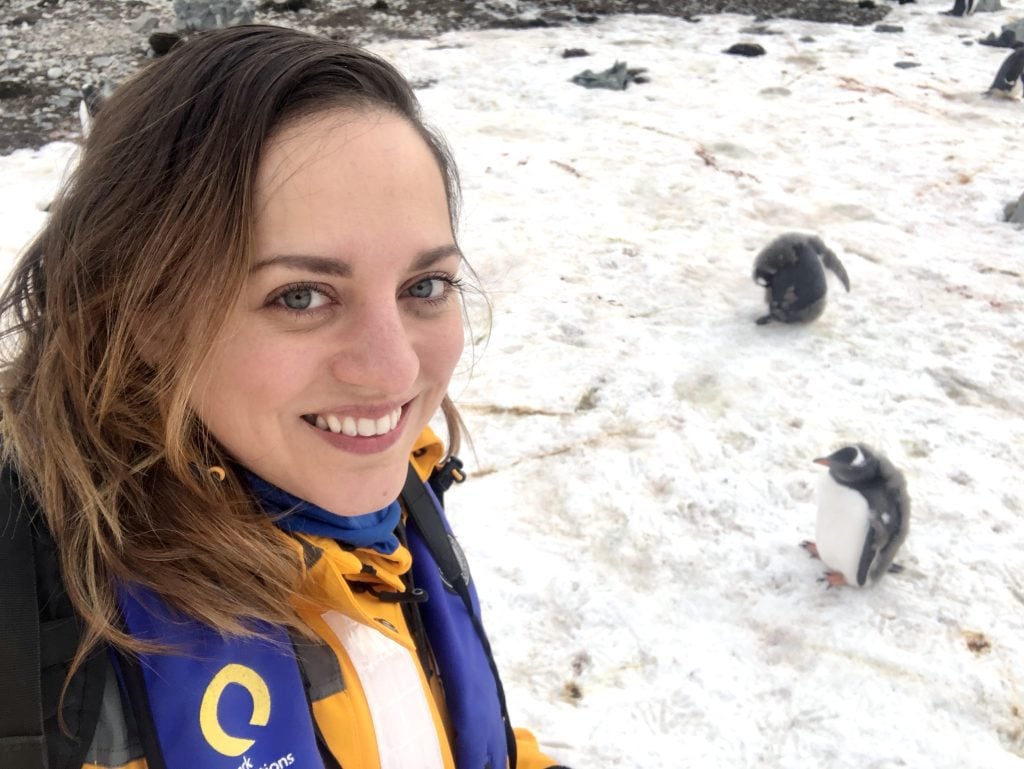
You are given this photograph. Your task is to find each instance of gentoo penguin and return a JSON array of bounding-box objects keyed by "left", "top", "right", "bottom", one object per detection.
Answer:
[
  {"left": 950, "top": 0, "right": 977, "bottom": 15},
  {"left": 78, "top": 81, "right": 113, "bottom": 139},
  {"left": 988, "top": 47, "right": 1024, "bottom": 100},
  {"left": 752, "top": 233, "right": 851, "bottom": 325},
  {"left": 801, "top": 444, "right": 910, "bottom": 588}
]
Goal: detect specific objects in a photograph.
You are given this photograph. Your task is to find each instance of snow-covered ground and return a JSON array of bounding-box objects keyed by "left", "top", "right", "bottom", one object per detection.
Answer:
[{"left": 2, "top": 3, "right": 1022, "bottom": 767}]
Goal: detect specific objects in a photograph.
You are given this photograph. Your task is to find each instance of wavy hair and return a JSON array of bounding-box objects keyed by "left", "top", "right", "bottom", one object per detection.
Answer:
[{"left": 0, "top": 25, "right": 467, "bottom": 667}]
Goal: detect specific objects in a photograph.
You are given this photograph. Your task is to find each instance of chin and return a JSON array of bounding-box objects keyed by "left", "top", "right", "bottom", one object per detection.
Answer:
[{"left": 314, "top": 465, "right": 409, "bottom": 517}]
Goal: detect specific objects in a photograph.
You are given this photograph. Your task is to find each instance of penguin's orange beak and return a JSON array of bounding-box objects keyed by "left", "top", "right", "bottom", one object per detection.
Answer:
[{"left": 813, "top": 457, "right": 831, "bottom": 466}]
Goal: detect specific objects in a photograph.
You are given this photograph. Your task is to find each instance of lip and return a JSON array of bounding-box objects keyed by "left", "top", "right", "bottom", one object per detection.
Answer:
[{"left": 304, "top": 401, "right": 411, "bottom": 455}]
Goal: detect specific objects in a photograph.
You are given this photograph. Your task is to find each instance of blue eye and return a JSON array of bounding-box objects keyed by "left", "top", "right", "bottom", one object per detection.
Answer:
[
  {"left": 281, "top": 288, "right": 313, "bottom": 309},
  {"left": 408, "top": 278, "right": 446, "bottom": 300},
  {"left": 271, "top": 283, "right": 332, "bottom": 313}
]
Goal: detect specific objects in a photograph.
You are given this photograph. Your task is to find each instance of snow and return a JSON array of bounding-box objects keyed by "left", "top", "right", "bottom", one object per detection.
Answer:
[{"left": 2, "top": 3, "right": 1022, "bottom": 767}]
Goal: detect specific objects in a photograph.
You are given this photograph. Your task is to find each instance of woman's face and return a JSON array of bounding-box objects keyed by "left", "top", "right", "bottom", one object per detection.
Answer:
[{"left": 191, "top": 109, "right": 465, "bottom": 515}]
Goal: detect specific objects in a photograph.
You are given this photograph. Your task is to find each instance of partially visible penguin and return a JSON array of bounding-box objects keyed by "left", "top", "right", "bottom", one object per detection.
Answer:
[
  {"left": 752, "top": 233, "right": 850, "bottom": 325},
  {"left": 78, "top": 80, "right": 114, "bottom": 139},
  {"left": 987, "top": 46, "right": 1024, "bottom": 100},
  {"left": 801, "top": 444, "right": 910, "bottom": 588},
  {"left": 949, "top": 0, "right": 977, "bottom": 15}
]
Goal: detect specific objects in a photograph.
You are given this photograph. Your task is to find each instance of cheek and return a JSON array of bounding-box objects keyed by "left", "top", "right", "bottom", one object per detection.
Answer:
[
  {"left": 420, "top": 314, "right": 465, "bottom": 390},
  {"left": 193, "top": 332, "right": 301, "bottom": 436}
]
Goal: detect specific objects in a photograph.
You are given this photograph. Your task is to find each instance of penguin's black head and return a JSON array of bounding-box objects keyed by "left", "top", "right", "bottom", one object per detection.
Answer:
[{"left": 814, "top": 444, "right": 880, "bottom": 486}]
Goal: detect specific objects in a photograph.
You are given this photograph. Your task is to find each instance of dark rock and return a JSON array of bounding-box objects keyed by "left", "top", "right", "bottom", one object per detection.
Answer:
[
  {"left": 488, "top": 17, "right": 551, "bottom": 30},
  {"left": 980, "top": 20, "right": 1024, "bottom": 49},
  {"left": 1006, "top": 192, "right": 1024, "bottom": 225},
  {"left": 562, "top": 48, "right": 591, "bottom": 58},
  {"left": 371, "top": 0, "right": 388, "bottom": 9},
  {"left": 261, "top": 0, "right": 316, "bottom": 11},
  {"left": 858, "top": 0, "right": 876, "bottom": 8},
  {"left": 724, "top": 43, "right": 766, "bottom": 57},
  {"left": 875, "top": 24, "right": 904, "bottom": 33},
  {"left": 0, "top": 80, "right": 32, "bottom": 99},
  {"left": 894, "top": 61, "right": 921, "bottom": 68},
  {"left": 149, "top": 30, "right": 184, "bottom": 56},
  {"left": 575, "top": 14, "right": 599, "bottom": 23},
  {"left": 8, "top": 11, "right": 43, "bottom": 26},
  {"left": 570, "top": 61, "right": 647, "bottom": 90}
]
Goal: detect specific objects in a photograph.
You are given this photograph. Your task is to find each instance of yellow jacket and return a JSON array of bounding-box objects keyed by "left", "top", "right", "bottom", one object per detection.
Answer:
[{"left": 81, "top": 428, "right": 560, "bottom": 769}]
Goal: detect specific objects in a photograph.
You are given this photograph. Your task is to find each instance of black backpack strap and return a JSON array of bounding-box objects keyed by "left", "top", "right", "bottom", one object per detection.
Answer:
[
  {"left": 113, "top": 650, "right": 169, "bottom": 769},
  {"left": 402, "top": 465, "right": 467, "bottom": 592},
  {"left": 400, "top": 462, "right": 518, "bottom": 769},
  {"left": 0, "top": 463, "right": 48, "bottom": 769}
]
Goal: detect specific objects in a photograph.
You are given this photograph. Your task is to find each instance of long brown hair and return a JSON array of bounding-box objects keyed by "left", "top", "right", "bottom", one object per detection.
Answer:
[{"left": 0, "top": 25, "right": 467, "bottom": 665}]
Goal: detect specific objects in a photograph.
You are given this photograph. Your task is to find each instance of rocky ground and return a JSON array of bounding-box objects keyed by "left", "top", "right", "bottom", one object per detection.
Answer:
[{"left": 0, "top": 0, "right": 895, "bottom": 155}]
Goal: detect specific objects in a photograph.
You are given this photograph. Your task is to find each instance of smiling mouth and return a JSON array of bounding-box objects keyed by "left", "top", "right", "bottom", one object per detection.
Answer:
[{"left": 301, "top": 407, "right": 402, "bottom": 437}]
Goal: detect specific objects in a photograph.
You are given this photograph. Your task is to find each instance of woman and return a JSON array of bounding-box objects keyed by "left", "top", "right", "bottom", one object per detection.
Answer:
[{"left": 0, "top": 24, "right": 566, "bottom": 769}]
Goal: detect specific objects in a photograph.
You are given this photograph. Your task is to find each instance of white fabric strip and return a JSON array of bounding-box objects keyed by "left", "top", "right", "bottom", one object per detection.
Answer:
[{"left": 321, "top": 611, "right": 445, "bottom": 769}]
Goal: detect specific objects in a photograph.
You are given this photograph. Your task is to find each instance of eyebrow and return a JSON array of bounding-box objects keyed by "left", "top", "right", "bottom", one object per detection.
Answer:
[{"left": 251, "top": 244, "right": 463, "bottom": 276}]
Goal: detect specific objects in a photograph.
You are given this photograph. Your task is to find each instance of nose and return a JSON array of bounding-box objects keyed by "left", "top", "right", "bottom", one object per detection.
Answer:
[{"left": 329, "top": 300, "right": 420, "bottom": 393}]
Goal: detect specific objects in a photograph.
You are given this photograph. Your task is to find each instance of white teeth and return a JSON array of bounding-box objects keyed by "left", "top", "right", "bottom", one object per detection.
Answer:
[{"left": 310, "top": 407, "right": 402, "bottom": 436}]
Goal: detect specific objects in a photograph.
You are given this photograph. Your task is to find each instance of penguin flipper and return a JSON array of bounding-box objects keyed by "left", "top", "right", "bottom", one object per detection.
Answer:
[
  {"left": 855, "top": 525, "right": 877, "bottom": 587},
  {"left": 817, "top": 246, "right": 851, "bottom": 292},
  {"left": 871, "top": 457, "right": 911, "bottom": 580}
]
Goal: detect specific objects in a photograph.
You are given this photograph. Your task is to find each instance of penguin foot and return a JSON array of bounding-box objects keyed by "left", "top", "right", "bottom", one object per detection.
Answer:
[
  {"left": 755, "top": 315, "right": 773, "bottom": 326},
  {"left": 817, "top": 571, "right": 847, "bottom": 588},
  {"left": 800, "top": 540, "right": 820, "bottom": 559},
  {"left": 887, "top": 562, "right": 905, "bottom": 574}
]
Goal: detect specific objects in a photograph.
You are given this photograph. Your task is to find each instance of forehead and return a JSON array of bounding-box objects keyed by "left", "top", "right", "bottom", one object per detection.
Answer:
[
  {"left": 250, "top": 107, "right": 453, "bottom": 266},
  {"left": 256, "top": 108, "right": 439, "bottom": 200}
]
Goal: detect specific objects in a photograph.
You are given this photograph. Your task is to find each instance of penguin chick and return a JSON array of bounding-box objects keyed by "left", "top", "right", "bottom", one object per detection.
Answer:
[
  {"left": 987, "top": 47, "right": 1024, "bottom": 100},
  {"left": 752, "top": 233, "right": 850, "bottom": 325},
  {"left": 802, "top": 444, "right": 910, "bottom": 588}
]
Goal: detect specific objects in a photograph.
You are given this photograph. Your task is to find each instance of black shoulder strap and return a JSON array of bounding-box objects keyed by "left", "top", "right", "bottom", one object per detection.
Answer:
[
  {"left": 400, "top": 462, "right": 518, "bottom": 769},
  {"left": 0, "top": 463, "right": 48, "bottom": 769},
  {"left": 402, "top": 464, "right": 467, "bottom": 592}
]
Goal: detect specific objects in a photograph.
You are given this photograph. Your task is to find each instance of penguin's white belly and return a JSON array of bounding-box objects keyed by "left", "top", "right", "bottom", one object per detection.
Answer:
[{"left": 816, "top": 475, "right": 872, "bottom": 585}]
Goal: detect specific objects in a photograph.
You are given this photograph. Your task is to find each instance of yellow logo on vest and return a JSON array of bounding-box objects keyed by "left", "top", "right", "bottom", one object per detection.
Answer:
[{"left": 199, "top": 663, "right": 272, "bottom": 756}]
